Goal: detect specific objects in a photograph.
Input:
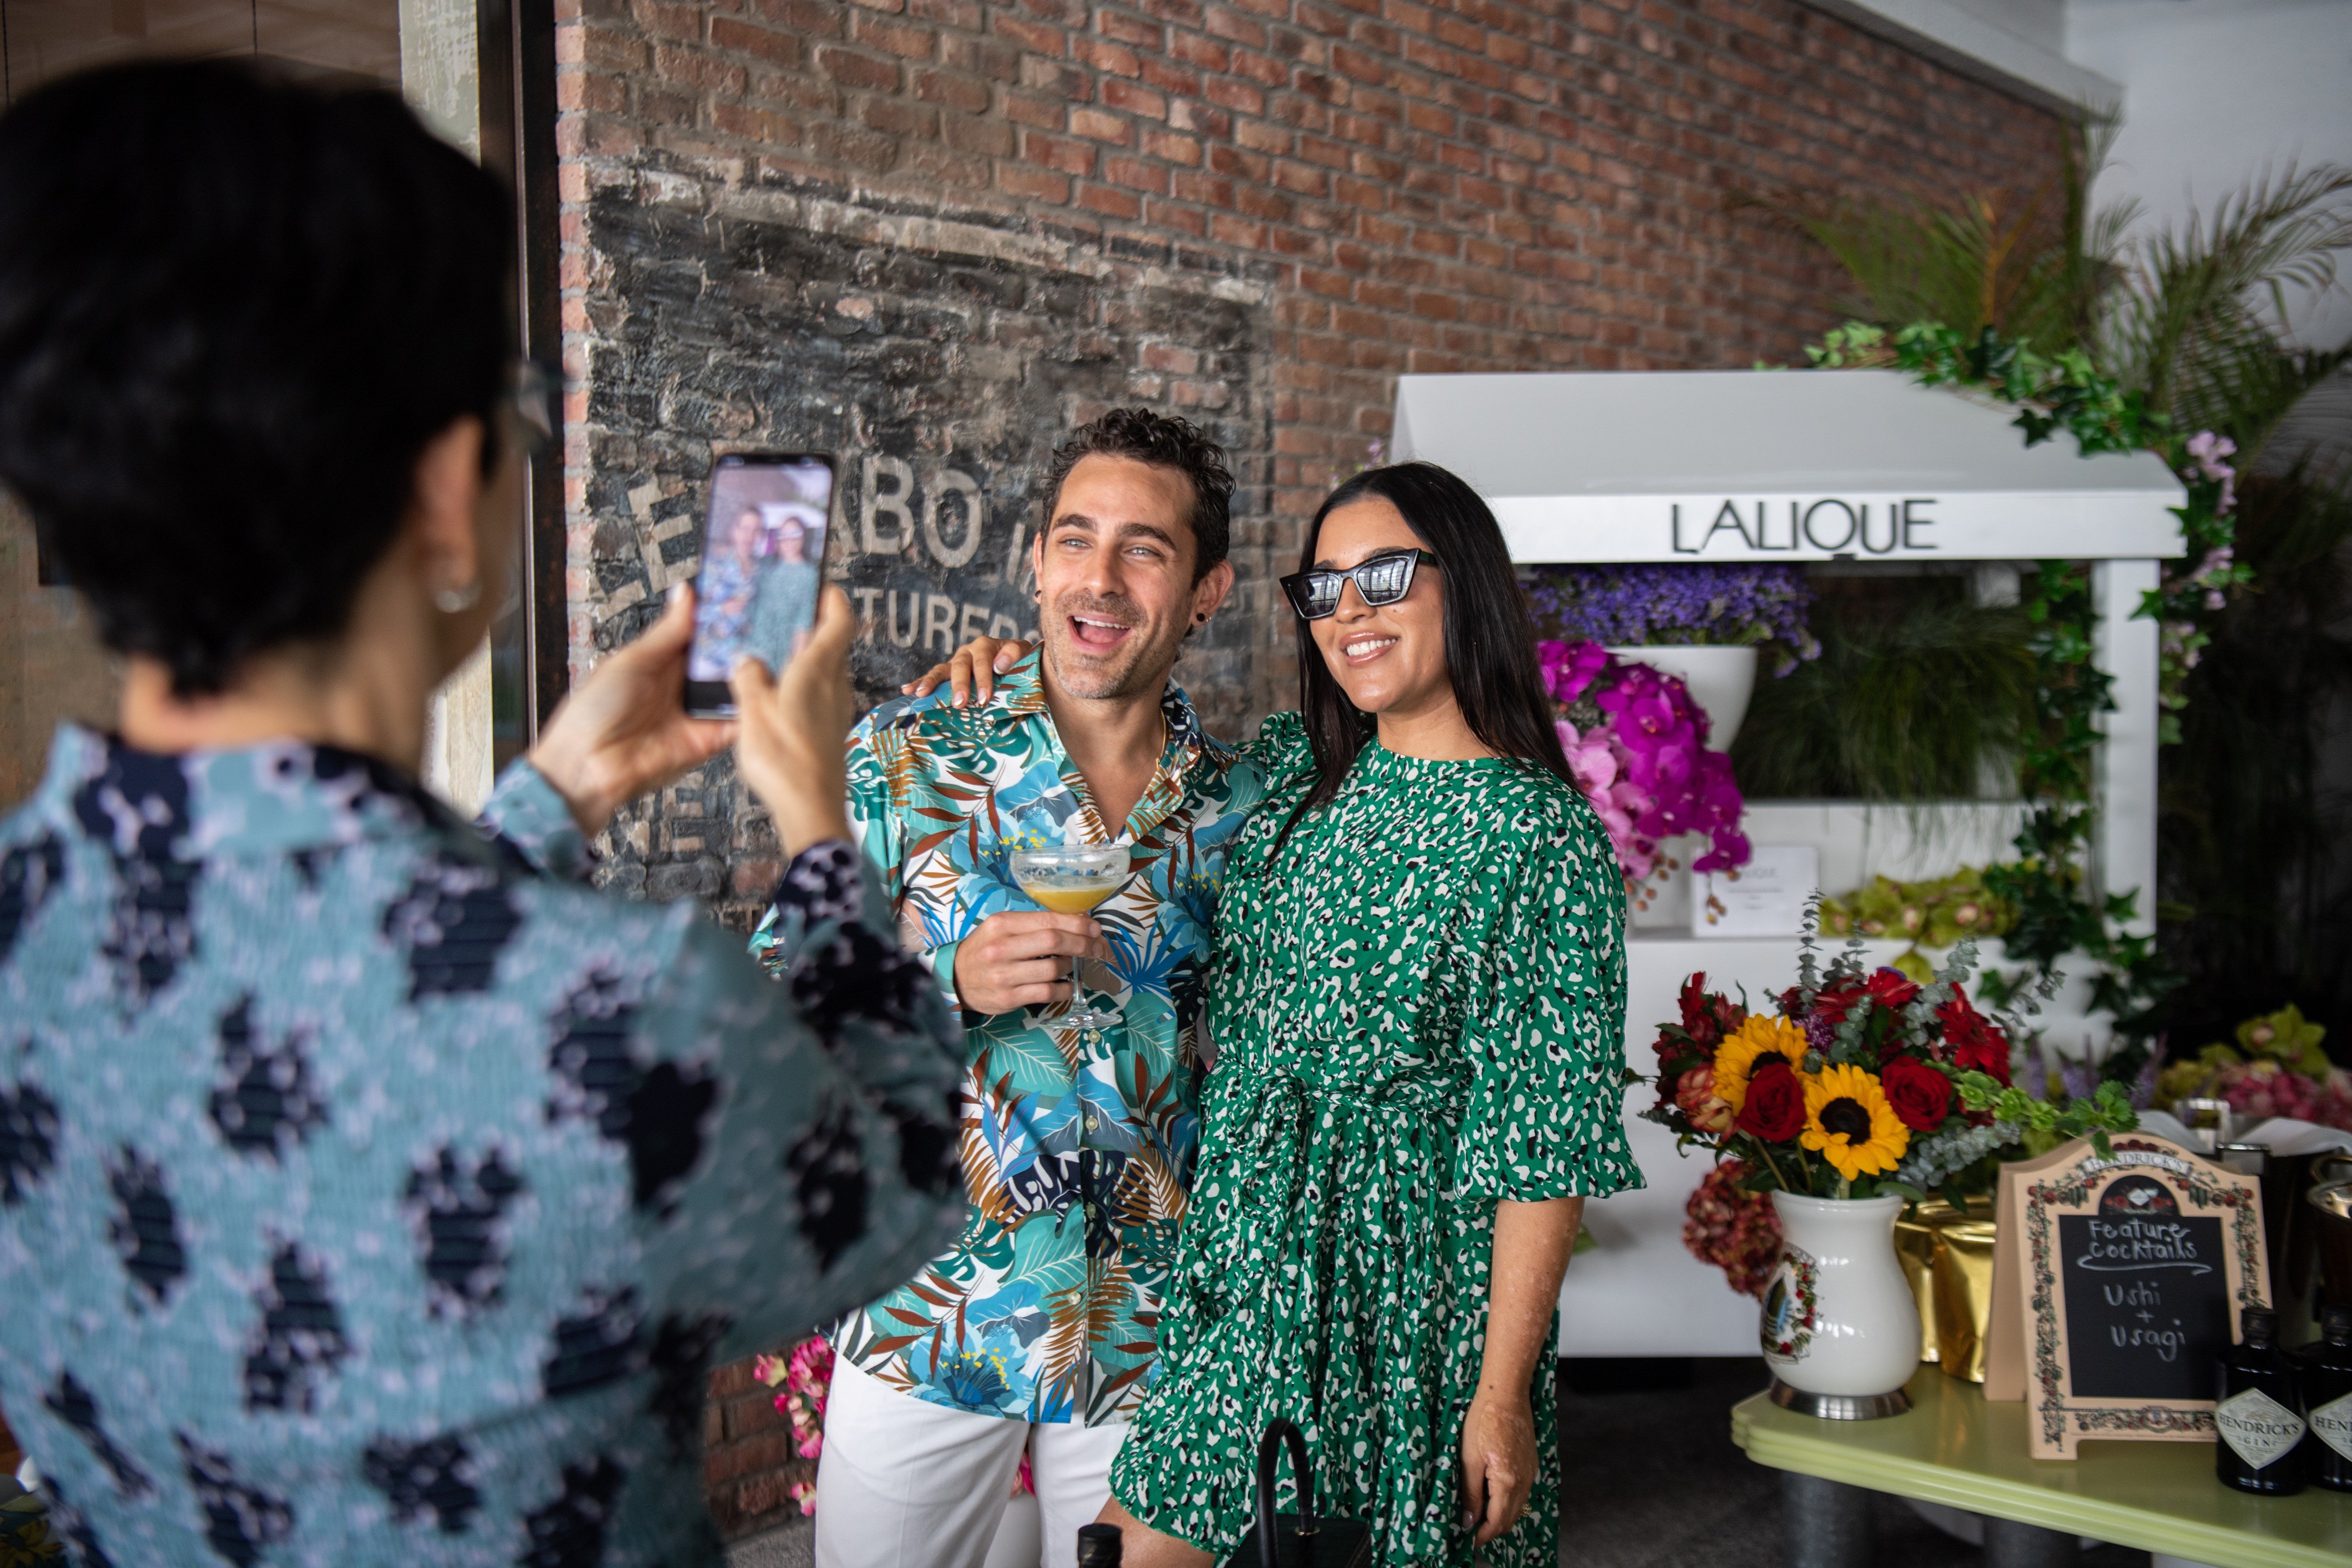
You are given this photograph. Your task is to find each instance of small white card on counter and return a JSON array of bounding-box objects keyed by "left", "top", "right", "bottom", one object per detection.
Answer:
[{"left": 1692, "top": 846, "right": 1819, "bottom": 937}]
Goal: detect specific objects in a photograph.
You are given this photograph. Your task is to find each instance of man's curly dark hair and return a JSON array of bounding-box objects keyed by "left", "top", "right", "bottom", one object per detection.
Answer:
[{"left": 1043, "top": 409, "right": 1232, "bottom": 581}]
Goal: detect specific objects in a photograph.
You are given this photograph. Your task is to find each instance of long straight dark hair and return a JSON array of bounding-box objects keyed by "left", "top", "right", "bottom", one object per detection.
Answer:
[{"left": 1279, "top": 461, "right": 1576, "bottom": 846}]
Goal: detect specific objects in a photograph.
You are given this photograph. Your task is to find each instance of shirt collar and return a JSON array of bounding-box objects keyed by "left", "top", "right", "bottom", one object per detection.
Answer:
[
  {"left": 978, "top": 648, "right": 1224, "bottom": 790},
  {"left": 27, "top": 722, "right": 471, "bottom": 860},
  {"left": 982, "top": 648, "right": 1214, "bottom": 751}
]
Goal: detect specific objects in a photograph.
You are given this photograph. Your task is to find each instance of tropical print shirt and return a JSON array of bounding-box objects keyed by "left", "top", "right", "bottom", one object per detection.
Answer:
[
  {"left": 0, "top": 726, "right": 966, "bottom": 1568},
  {"left": 753, "top": 650, "right": 1265, "bottom": 1425}
]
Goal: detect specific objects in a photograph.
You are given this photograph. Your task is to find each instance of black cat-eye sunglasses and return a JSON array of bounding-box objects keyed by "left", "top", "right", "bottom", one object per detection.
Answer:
[{"left": 1279, "top": 548, "right": 1441, "bottom": 620}]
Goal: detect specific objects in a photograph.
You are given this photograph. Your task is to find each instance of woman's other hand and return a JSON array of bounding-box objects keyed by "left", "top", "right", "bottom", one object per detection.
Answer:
[
  {"left": 732, "top": 586, "right": 856, "bottom": 857},
  {"left": 530, "top": 585, "right": 734, "bottom": 835},
  {"left": 899, "top": 635, "right": 1031, "bottom": 706},
  {"left": 1458, "top": 1390, "right": 1537, "bottom": 1545}
]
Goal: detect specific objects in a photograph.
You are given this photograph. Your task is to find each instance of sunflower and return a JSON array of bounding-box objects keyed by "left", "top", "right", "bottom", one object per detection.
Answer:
[
  {"left": 1711, "top": 1013, "right": 1809, "bottom": 1112},
  {"left": 1800, "top": 1063, "right": 1911, "bottom": 1180}
]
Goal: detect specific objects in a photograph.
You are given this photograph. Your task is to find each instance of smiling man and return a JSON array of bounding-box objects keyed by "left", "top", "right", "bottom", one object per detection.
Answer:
[{"left": 756, "top": 410, "right": 1267, "bottom": 1567}]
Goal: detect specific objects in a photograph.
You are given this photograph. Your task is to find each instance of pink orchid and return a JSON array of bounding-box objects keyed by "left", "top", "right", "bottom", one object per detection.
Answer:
[
  {"left": 1537, "top": 640, "right": 1750, "bottom": 888},
  {"left": 1541, "top": 639, "right": 1611, "bottom": 704}
]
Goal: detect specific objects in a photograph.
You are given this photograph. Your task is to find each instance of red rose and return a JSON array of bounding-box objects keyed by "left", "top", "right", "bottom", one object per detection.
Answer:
[
  {"left": 1734, "top": 1056, "right": 1805, "bottom": 1142},
  {"left": 1879, "top": 1056, "right": 1954, "bottom": 1131}
]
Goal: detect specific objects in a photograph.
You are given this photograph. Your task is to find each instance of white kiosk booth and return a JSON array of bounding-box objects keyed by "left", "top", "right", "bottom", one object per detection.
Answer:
[{"left": 1390, "top": 369, "right": 2189, "bottom": 1356}]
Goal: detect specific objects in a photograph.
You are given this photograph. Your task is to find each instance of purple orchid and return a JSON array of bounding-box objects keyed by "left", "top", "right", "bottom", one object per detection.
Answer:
[{"left": 1539, "top": 639, "right": 1751, "bottom": 884}]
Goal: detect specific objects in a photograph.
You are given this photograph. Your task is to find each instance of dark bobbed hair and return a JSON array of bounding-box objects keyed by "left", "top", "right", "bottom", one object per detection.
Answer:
[
  {"left": 0, "top": 60, "right": 513, "bottom": 695},
  {"left": 1044, "top": 408, "right": 1232, "bottom": 582},
  {"left": 1282, "top": 461, "right": 1576, "bottom": 842}
]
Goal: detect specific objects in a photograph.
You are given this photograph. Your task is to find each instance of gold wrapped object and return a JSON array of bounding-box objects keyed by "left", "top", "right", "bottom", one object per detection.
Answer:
[
  {"left": 1895, "top": 1196, "right": 1998, "bottom": 1382},
  {"left": 1895, "top": 1201, "right": 1947, "bottom": 1364}
]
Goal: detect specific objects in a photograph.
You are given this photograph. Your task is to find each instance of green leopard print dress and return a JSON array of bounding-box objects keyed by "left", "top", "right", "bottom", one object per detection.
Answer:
[{"left": 1108, "top": 714, "right": 1641, "bottom": 1566}]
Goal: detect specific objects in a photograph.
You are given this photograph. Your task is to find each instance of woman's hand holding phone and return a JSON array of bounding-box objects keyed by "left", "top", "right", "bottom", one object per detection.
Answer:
[
  {"left": 530, "top": 585, "right": 735, "bottom": 835},
  {"left": 731, "top": 585, "right": 856, "bottom": 856}
]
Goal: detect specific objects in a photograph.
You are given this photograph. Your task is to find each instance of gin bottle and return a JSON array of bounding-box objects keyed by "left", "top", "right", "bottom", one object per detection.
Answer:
[
  {"left": 2302, "top": 1304, "right": 2352, "bottom": 1493},
  {"left": 2215, "top": 1305, "right": 2306, "bottom": 1495}
]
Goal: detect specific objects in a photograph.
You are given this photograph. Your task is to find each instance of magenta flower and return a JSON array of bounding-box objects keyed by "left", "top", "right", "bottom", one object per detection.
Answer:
[
  {"left": 1541, "top": 638, "right": 1610, "bottom": 703},
  {"left": 1538, "top": 640, "right": 1751, "bottom": 885}
]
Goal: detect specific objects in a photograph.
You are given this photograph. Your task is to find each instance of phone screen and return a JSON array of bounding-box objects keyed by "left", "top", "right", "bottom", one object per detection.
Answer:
[{"left": 684, "top": 453, "right": 836, "bottom": 716}]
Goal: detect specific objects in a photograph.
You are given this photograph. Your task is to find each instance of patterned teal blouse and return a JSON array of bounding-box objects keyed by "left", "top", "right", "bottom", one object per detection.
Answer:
[
  {"left": 0, "top": 725, "right": 967, "bottom": 1568},
  {"left": 753, "top": 651, "right": 1266, "bottom": 1427}
]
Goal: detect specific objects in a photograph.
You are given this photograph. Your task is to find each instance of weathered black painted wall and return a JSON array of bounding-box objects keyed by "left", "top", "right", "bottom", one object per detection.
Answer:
[{"left": 576, "top": 179, "right": 1273, "bottom": 923}]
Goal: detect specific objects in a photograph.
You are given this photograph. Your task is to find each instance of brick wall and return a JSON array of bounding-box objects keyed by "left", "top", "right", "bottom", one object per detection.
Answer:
[{"left": 550, "top": 0, "right": 2066, "bottom": 1537}]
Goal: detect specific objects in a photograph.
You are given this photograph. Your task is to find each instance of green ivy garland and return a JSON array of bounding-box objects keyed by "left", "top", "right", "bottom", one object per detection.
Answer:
[{"left": 1802, "top": 322, "right": 2240, "bottom": 1069}]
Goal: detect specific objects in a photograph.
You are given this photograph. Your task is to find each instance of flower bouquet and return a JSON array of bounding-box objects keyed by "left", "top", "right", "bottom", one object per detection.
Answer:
[
  {"left": 1653, "top": 926, "right": 2137, "bottom": 1400},
  {"left": 1646, "top": 930, "right": 2138, "bottom": 1205},
  {"left": 1526, "top": 563, "right": 1820, "bottom": 674},
  {"left": 2156, "top": 1004, "right": 2352, "bottom": 1132},
  {"left": 1538, "top": 639, "right": 1748, "bottom": 895}
]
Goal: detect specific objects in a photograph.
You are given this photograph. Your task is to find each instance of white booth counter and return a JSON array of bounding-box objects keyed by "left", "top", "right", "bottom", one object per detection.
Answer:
[{"left": 1387, "top": 370, "right": 2189, "bottom": 1355}]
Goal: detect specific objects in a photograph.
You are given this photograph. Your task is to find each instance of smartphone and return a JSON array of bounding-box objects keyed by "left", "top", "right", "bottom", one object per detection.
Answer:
[{"left": 683, "top": 452, "right": 836, "bottom": 717}]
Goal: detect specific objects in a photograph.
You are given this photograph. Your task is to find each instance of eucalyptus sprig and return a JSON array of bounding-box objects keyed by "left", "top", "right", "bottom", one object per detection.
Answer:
[{"left": 1952, "top": 1072, "right": 2138, "bottom": 1159}]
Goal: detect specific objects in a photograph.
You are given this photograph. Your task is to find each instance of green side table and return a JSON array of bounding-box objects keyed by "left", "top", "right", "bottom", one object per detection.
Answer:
[{"left": 1730, "top": 1367, "right": 2352, "bottom": 1568}]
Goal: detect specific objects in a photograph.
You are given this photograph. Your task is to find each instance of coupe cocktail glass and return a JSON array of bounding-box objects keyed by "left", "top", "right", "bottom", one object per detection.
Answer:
[{"left": 1009, "top": 844, "right": 1128, "bottom": 1030}]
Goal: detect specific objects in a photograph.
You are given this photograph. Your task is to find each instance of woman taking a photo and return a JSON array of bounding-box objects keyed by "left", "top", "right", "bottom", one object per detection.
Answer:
[
  {"left": 0, "top": 62, "right": 962, "bottom": 1566},
  {"left": 915, "top": 462, "right": 1640, "bottom": 1566}
]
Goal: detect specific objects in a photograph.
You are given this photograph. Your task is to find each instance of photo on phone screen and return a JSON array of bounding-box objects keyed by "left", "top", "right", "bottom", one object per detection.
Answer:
[{"left": 684, "top": 453, "right": 836, "bottom": 716}]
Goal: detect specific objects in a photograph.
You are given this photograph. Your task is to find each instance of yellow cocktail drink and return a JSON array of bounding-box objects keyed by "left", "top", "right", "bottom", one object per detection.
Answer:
[
  {"left": 1007, "top": 844, "right": 1129, "bottom": 1029},
  {"left": 1021, "top": 879, "right": 1118, "bottom": 916}
]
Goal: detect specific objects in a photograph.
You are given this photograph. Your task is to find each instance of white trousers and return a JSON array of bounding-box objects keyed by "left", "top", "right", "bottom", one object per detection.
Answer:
[{"left": 811, "top": 1357, "right": 1128, "bottom": 1568}]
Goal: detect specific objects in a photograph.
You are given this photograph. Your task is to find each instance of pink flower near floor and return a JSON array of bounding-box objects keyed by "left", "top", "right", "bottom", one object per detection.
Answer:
[{"left": 752, "top": 1334, "right": 1035, "bottom": 1517}]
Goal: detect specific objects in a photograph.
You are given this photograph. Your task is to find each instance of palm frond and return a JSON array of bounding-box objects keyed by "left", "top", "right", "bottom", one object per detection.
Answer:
[
  {"left": 2103, "top": 164, "right": 2352, "bottom": 440},
  {"left": 1744, "top": 120, "right": 2128, "bottom": 354}
]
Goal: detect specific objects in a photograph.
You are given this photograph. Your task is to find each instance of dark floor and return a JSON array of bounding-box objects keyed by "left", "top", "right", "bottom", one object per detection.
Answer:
[
  {"left": 1554, "top": 1358, "right": 2150, "bottom": 1568},
  {"left": 726, "top": 1358, "right": 2158, "bottom": 1566}
]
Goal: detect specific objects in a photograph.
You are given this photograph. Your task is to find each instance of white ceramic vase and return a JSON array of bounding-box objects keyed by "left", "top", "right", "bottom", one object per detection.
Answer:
[
  {"left": 1760, "top": 1191, "right": 1922, "bottom": 1414},
  {"left": 1604, "top": 644, "right": 1759, "bottom": 747}
]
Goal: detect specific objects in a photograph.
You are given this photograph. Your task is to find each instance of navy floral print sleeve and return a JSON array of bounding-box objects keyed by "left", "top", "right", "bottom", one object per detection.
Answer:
[{"left": 0, "top": 725, "right": 965, "bottom": 1568}]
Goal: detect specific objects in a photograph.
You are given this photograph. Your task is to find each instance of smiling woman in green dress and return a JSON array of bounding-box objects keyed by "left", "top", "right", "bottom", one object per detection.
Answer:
[
  {"left": 911, "top": 462, "right": 1640, "bottom": 1565},
  {"left": 1104, "top": 462, "right": 1641, "bottom": 1566}
]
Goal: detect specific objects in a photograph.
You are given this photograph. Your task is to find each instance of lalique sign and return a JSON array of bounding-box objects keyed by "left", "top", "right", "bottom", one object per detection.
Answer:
[
  {"left": 1671, "top": 498, "right": 1941, "bottom": 555},
  {"left": 1487, "top": 490, "right": 2183, "bottom": 564}
]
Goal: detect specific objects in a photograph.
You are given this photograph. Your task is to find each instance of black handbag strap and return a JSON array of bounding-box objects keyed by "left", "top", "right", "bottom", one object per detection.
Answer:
[{"left": 1254, "top": 1418, "right": 1318, "bottom": 1568}]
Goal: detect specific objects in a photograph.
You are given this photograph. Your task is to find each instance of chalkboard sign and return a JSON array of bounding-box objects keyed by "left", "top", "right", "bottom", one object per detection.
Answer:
[
  {"left": 2058, "top": 1175, "right": 2232, "bottom": 1399},
  {"left": 1985, "top": 1133, "right": 2269, "bottom": 1459}
]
